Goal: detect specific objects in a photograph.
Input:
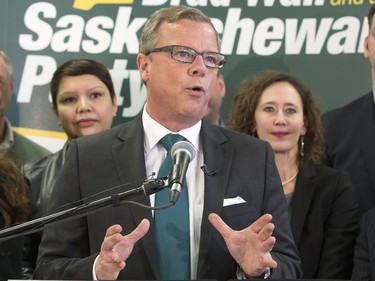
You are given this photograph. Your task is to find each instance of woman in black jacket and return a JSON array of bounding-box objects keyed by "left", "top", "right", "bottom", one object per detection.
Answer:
[{"left": 227, "top": 70, "right": 359, "bottom": 279}]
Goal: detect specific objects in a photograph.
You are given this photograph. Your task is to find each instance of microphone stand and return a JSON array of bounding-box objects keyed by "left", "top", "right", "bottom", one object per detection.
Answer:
[{"left": 0, "top": 178, "right": 167, "bottom": 242}]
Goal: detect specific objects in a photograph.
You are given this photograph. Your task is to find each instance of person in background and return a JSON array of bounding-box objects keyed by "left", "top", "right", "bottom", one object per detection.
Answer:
[
  {"left": 227, "top": 70, "right": 359, "bottom": 279},
  {"left": 21, "top": 58, "right": 118, "bottom": 276},
  {"left": 323, "top": 4, "right": 375, "bottom": 215},
  {"left": 0, "top": 156, "right": 32, "bottom": 281},
  {"left": 34, "top": 6, "right": 301, "bottom": 281},
  {"left": 0, "top": 50, "right": 50, "bottom": 167},
  {"left": 204, "top": 71, "right": 226, "bottom": 127}
]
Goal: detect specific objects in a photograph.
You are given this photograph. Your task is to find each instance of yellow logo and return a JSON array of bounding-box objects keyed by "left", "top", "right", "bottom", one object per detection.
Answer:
[{"left": 73, "top": 0, "right": 134, "bottom": 11}]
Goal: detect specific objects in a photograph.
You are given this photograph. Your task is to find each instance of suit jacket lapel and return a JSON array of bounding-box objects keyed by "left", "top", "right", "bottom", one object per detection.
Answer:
[
  {"left": 290, "top": 165, "right": 317, "bottom": 246},
  {"left": 359, "top": 93, "right": 375, "bottom": 190},
  {"left": 197, "top": 121, "right": 233, "bottom": 274},
  {"left": 112, "top": 115, "right": 160, "bottom": 278}
]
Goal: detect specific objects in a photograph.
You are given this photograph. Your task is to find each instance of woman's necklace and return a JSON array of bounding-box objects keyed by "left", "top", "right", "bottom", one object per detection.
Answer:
[{"left": 282, "top": 170, "right": 299, "bottom": 186}]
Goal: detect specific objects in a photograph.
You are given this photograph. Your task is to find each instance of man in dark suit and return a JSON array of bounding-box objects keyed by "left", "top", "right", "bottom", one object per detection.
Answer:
[
  {"left": 0, "top": 50, "right": 50, "bottom": 280},
  {"left": 34, "top": 6, "right": 301, "bottom": 281},
  {"left": 323, "top": 4, "right": 375, "bottom": 215},
  {"left": 0, "top": 50, "right": 50, "bottom": 167}
]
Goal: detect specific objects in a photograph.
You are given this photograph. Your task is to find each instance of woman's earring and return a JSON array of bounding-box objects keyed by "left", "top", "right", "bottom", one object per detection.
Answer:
[{"left": 300, "top": 135, "right": 305, "bottom": 157}]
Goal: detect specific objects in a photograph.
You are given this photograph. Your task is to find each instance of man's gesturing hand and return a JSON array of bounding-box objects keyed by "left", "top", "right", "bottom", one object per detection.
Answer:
[
  {"left": 96, "top": 219, "right": 150, "bottom": 280},
  {"left": 208, "top": 213, "right": 277, "bottom": 277}
]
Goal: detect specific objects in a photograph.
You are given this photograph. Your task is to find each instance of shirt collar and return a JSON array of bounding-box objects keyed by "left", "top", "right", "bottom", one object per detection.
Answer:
[
  {"left": 142, "top": 104, "right": 201, "bottom": 154},
  {"left": 0, "top": 118, "right": 14, "bottom": 149}
]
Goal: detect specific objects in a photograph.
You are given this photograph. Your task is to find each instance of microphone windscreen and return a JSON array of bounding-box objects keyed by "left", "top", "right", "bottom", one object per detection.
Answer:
[{"left": 171, "top": 141, "right": 196, "bottom": 162}]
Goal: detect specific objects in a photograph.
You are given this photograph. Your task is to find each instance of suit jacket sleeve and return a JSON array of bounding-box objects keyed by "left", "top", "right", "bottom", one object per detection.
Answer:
[
  {"left": 261, "top": 142, "right": 302, "bottom": 279},
  {"left": 352, "top": 208, "right": 375, "bottom": 281},
  {"left": 33, "top": 139, "right": 97, "bottom": 280},
  {"left": 34, "top": 119, "right": 155, "bottom": 280}
]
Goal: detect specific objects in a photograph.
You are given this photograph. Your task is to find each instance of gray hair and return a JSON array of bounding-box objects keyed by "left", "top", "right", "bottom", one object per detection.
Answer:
[
  {"left": 0, "top": 50, "right": 15, "bottom": 82},
  {"left": 139, "top": 5, "right": 220, "bottom": 54}
]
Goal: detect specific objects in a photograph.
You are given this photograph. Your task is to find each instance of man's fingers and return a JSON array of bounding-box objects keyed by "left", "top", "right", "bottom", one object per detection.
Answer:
[
  {"left": 209, "top": 213, "right": 274, "bottom": 241},
  {"left": 127, "top": 219, "right": 150, "bottom": 243},
  {"left": 256, "top": 219, "right": 275, "bottom": 252},
  {"left": 257, "top": 221, "right": 275, "bottom": 241},
  {"left": 250, "top": 214, "right": 273, "bottom": 233},
  {"left": 112, "top": 219, "right": 150, "bottom": 261},
  {"left": 261, "top": 236, "right": 276, "bottom": 252},
  {"left": 96, "top": 221, "right": 150, "bottom": 280},
  {"left": 106, "top": 224, "right": 123, "bottom": 237},
  {"left": 101, "top": 224, "right": 123, "bottom": 251}
]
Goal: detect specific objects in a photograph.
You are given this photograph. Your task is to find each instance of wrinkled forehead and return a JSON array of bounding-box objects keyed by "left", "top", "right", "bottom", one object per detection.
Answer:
[{"left": 157, "top": 19, "right": 220, "bottom": 51}]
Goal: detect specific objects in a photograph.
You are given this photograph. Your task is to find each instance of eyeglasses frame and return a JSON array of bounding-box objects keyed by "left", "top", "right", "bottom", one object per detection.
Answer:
[{"left": 144, "top": 45, "right": 227, "bottom": 69}]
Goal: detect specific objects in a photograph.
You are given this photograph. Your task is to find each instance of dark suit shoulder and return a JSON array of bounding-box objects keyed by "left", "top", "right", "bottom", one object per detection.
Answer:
[
  {"left": 74, "top": 118, "right": 139, "bottom": 149},
  {"left": 9, "top": 131, "right": 51, "bottom": 167},
  {"left": 322, "top": 93, "right": 373, "bottom": 147},
  {"left": 324, "top": 92, "right": 372, "bottom": 121},
  {"left": 13, "top": 131, "right": 51, "bottom": 154}
]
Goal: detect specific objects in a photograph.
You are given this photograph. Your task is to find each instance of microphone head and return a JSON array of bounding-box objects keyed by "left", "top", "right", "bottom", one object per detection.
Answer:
[{"left": 171, "top": 141, "right": 196, "bottom": 162}]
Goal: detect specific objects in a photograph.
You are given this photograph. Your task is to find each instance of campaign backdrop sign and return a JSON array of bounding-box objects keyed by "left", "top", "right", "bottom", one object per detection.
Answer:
[{"left": 0, "top": 0, "right": 371, "bottom": 152}]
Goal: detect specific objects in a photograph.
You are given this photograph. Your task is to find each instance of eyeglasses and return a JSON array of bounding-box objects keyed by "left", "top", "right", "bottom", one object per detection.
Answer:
[{"left": 145, "top": 45, "right": 227, "bottom": 69}]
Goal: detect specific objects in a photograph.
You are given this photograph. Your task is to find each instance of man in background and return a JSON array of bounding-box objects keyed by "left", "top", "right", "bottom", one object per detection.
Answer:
[
  {"left": 0, "top": 50, "right": 50, "bottom": 166},
  {"left": 204, "top": 72, "right": 226, "bottom": 127},
  {"left": 323, "top": 4, "right": 375, "bottom": 216},
  {"left": 328, "top": 4, "right": 375, "bottom": 281}
]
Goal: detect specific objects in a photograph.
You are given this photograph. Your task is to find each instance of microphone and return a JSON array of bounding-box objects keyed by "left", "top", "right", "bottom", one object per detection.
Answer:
[{"left": 169, "top": 141, "right": 196, "bottom": 204}]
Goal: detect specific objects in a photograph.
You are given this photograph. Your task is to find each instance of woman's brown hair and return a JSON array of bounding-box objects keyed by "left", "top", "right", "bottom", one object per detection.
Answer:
[{"left": 0, "top": 157, "right": 31, "bottom": 229}]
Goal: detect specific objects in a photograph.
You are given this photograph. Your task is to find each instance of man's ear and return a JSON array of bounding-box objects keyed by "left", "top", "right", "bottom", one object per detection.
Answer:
[
  {"left": 137, "top": 53, "right": 151, "bottom": 82},
  {"left": 10, "top": 79, "right": 14, "bottom": 94},
  {"left": 218, "top": 74, "right": 226, "bottom": 99}
]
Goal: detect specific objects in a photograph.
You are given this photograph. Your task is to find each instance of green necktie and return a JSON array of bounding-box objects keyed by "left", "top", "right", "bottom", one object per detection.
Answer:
[{"left": 154, "top": 133, "right": 190, "bottom": 280}]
